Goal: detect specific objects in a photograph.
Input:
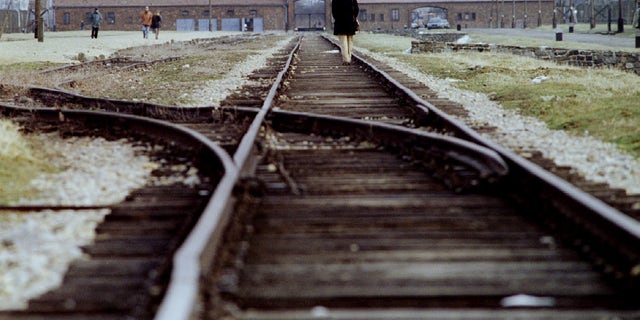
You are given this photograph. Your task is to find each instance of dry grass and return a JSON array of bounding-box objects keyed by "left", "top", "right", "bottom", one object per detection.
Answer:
[
  {"left": 82, "top": 35, "right": 284, "bottom": 105},
  {"left": 1, "top": 33, "right": 289, "bottom": 105},
  {"left": 354, "top": 32, "right": 640, "bottom": 158},
  {"left": 3, "top": 30, "right": 638, "bottom": 204},
  {"left": 0, "top": 120, "right": 55, "bottom": 204},
  {"left": 0, "top": 33, "right": 289, "bottom": 201}
]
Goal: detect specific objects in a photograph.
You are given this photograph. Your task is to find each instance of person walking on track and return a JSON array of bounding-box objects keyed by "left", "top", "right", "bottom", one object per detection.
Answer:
[
  {"left": 151, "top": 10, "right": 162, "bottom": 40},
  {"left": 90, "top": 8, "right": 103, "bottom": 39},
  {"left": 331, "top": 0, "right": 359, "bottom": 65},
  {"left": 140, "top": 6, "right": 153, "bottom": 39}
]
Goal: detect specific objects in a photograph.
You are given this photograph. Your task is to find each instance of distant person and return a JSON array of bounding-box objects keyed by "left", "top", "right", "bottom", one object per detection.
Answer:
[
  {"left": 80, "top": 20, "right": 85, "bottom": 30},
  {"left": 331, "top": 0, "right": 359, "bottom": 65},
  {"left": 90, "top": 8, "right": 103, "bottom": 39},
  {"left": 140, "top": 6, "right": 153, "bottom": 39},
  {"left": 151, "top": 10, "right": 162, "bottom": 40}
]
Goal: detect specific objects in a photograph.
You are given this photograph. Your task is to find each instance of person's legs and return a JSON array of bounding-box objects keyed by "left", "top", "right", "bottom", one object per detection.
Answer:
[
  {"left": 155, "top": 28, "right": 159, "bottom": 39},
  {"left": 346, "top": 35, "right": 354, "bottom": 63},
  {"left": 95, "top": 28, "right": 99, "bottom": 38},
  {"left": 338, "top": 35, "right": 349, "bottom": 64}
]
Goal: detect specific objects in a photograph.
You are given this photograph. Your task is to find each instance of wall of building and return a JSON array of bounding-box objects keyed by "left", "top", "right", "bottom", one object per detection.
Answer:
[
  {"left": 51, "top": 0, "right": 555, "bottom": 33},
  {"left": 353, "top": 1, "right": 555, "bottom": 31},
  {"left": 53, "top": 4, "right": 287, "bottom": 32}
]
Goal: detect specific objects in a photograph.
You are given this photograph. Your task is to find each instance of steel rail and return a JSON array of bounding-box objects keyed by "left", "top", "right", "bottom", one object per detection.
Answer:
[
  {"left": 0, "top": 104, "right": 227, "bottom": 157},
  {"left": 322, "top": 35, "right": 640, "bottom": 287},
  {"left": 266, "top": 108, "right": 509, "bottom": 188},
  {"left": 2, "top": 31, "right": 636, "bottom": 319},
  {"left": 232, "top": 35, "right": 302, "bottom": 174},
  {"left": 0, "top": 103, "right": 238, "bottom": 320},
  {"left": 26, "top": 85, "right": 213, "bottom": 120},
  {"left": 154, "top": 155, "right": 238, "bottom": 320},
  {"left": 155, "top": 36, "right": 302, "bottom": 320}
]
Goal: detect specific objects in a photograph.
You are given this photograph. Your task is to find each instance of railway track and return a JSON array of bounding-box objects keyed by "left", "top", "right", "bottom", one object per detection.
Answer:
[
  {"left": 210, "top": 112, "right": 640, "bottom": 320},
  {"left": 200, "top": 34, "right": 640, "bottom": 319},
  {"left": 0, "top": 107, "right": 235, "bottom": 319},
  {"left": 0, "top": 33, "right": 638, "bottom": 319}
]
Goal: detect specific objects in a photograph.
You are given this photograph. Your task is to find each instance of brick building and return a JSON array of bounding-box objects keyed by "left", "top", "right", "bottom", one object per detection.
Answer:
[
  {"left": 50, "top": 0, "right": 554, "bottom": 32},
  {"left": 355, "top": 0, "right": 555, "bottom": 30},
  {"left": 52, "top": 0, "right": 288, "bottom": 32}
]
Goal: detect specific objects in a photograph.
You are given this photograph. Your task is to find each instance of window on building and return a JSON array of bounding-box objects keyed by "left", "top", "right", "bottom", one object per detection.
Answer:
[
  {"left": 107, "top": 12, "right": 115, "bottom": 24},
  {"left": 471, "top": 12, "right": 476, "bottom": 20},
  {"left": 203, "top": 10, "right": 210, "bottom": 17},
  {"left": 392, "top": 9, "right": 399, "bottom": 21},
  {"left": 249, "top": 10, "right": 257, "bottom": 16},
  {"left": 370, "top": 13, "right": 375, "bottom": 21},
  {"left": 227, "top": 10, "right": 234, "bottom": 16},
  {"left": 63, "top": 12, "right": 70, "bottom": 25},
  {"left": 380, "top": 13, "right": 384, "bottom": 21},
  {"left": 359, "top": 10, "right": 367, "bottom": 21},
  {"left": 182, "top": 10, "right": 190, "bottom": 16},
  {"left": 457, "top": 13, "right": 462, "bottom": 21}
]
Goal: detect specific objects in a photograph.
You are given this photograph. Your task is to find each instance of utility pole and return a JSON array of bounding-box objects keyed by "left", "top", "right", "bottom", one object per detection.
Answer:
[
  {"left": 569, "top": 0, "right": 575, "bottom": 32},
  {"left": 495, "top": 0, "right": 499, "bottom": 27},
  {"left": 35, "top": 0, "right": 43, "bottom": 42},
  {"left": 524, "top": 0, "right": 528, "bottom": 28},
  {"left": 538, "top": 0, "right": 542, "bottom": 26},
  {"left": 511, "top": 0, "right": 516, "bottom": 28},
  {"left": 618, "top": 0, "right": 624, "bottom": 32},
  {"left": 590, "top": 0, "right": 595, "bottom": 28},
  {"left": 209, "top": 0, "right": 212, "bottom": 31},
  {"left": 501, "top": 0, "right": 506, "bottom": 27}
]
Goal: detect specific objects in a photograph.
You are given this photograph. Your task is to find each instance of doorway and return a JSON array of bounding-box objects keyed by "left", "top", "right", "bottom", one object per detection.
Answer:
[{"left": 294, "top": 0, "right": 326, "bottom": 31}]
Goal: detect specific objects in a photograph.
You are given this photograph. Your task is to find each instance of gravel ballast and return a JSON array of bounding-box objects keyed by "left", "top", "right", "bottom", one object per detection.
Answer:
[
  {"left": 0, "top": 31, "right": 638, "bottom": 310},
  {"left": 353, "top": 46, "right": 640, "bottom": 195}
]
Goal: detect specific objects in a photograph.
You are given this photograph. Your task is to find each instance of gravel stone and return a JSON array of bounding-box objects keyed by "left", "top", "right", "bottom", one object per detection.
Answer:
[
  {"left": 1, "top": 134, "right": 154, "bottom": 309},
  {"left": 355, "top": 46, "right": 640, "bottom": 195},
  {"left": 0, "top": 32, "right": 290, "bottom": 310},
  {"left": 2, "top": 32, "right": 638, "bottom": 310}
]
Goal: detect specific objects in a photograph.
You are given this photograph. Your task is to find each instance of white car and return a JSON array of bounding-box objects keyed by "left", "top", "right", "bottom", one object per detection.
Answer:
[{"left": 426, "top": 17, "right": 450, "bottom": 29}]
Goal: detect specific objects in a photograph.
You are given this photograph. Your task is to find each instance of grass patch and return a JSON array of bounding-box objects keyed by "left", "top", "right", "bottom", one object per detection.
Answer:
[
  {"left": 0, "top": 62, "right": 61, "bottom": 72},
  {"left": 354, "top": 32, "right": 640, "bottom": 158},
  {"left": 0, "top": 62, "right": 64, "bottom": 88},
  {"left": 466, "top": 33, "right": 632, "bottom": 52},
  {"left": 0, "top": 120, "right": 56, "bottom": 204},
  {"left": 98, "top": 53, "right": 247, "bottom": 105},
  {"left": 60, "top": 35, "right": 287, "bottom": 106}
]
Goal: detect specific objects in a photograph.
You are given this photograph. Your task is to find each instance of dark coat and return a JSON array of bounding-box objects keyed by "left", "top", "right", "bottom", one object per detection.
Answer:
[
  {"left": 151, "top": 15, "right": 162, "bottom": 29},
  {"left": 91, "top": 12, "right": 103, "bottom": 28},
  {"left": 332, "top": 0, "right": 359, "bottom": 36}
]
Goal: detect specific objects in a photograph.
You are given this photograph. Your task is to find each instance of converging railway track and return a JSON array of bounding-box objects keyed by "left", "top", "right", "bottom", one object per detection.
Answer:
[{"left": 0, "top": 33, "right": 639, "bottom": 320}]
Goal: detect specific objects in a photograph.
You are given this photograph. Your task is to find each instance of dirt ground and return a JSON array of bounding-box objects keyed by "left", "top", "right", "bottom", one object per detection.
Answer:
[
  {"left": 0, "top": 31, "right": 292, "bottom": 107},
  {"left": 0, "top": 30, "right": 239, "bottom": 65}
]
